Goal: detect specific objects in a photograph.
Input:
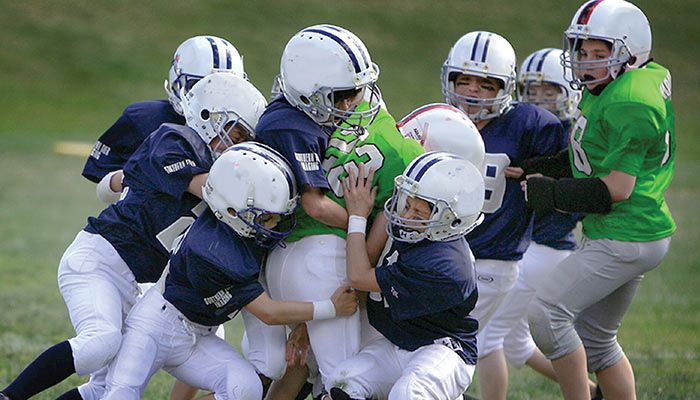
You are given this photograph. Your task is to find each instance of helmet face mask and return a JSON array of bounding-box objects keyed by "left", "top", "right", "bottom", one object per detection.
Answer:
[
  {"left": 561, "top": 0, "right": 652, "bottom": 89},
  {"left": 517, "top": 48, "right": 582, "bottom": 121},
  {"left": 165, "top": 35, "right": 246, "bottom": 115},
  {"left": 384, "top": 152, "right": 485, "bottom": 243},
  {"left": 442, "top": 31, "right": 517, "bottom": 122},
  {"left": 202, "top": 143, "right": 299, "bottom": 248},
  {"left": 279, "top": 24, "right": 383, "bottom": 135},
  {"left": 181, "top": 73, "right": 267, "bottom": 160}
]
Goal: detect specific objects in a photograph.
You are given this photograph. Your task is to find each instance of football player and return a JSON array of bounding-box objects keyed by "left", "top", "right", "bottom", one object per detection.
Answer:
[
  {"left": 441, "top": 30, "right": 567, "bottom": 397},
  {"left": 477, "top": 48, "right": 601, "bottom": 400},
  {"left": 523, "top": 1, "right": 675, "bottom": 398},
  {"left": 248, "top": 24, "right": 386, "bottom": 392},
  {"left": 0, "top": 73, "right": 266, "bottom": 400},
  {"left": 99, "top": 143, "right": 358, "bottom": 400},
  {"left": 84, "top": 35, "right": 245, "bottom": 205},
  {"left": 327, "top": 155, "right": 484, "bottom": 399}
]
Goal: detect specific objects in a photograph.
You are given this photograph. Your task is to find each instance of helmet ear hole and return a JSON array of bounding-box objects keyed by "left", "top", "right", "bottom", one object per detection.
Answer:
[
  {"left": 227, "top": 207, "right": 237, "bottom": 218},
  {"left": 300, "top": 95, "right": 311, "bottom": 105},
  {"left": 451, "top": 218, "right": 462, "bottom": 228},
  {"left": 201, "top": 109, "right": 210, "bottom": 120}
]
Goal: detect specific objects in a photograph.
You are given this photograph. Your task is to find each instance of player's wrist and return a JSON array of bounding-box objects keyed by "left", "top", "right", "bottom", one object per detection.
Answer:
[
  {"left": 347, "top": 215, "right": 367, "bottom": 235},
  {"left": 312, "top": 299, "right": 336, "bottom": 320},
  {"left": 96, "top": 170, "right": 122, "bottom": 204}
]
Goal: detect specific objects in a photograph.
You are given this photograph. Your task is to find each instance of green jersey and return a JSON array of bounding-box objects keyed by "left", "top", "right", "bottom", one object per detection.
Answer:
[
  {"left": 569, "top": 62, "right": 676, "bottom": 241},
  {"left": 286, "top": 103, "right": 424, "bottom": 242}
]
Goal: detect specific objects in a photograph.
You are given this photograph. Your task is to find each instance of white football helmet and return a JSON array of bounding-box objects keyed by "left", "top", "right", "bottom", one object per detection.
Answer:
[
  {"left": 518, "top": 48, "right": 582, "bottom": 121},
  {"left": 181, "top": 72, "right": 267, "bottom": 159},
  {"left": 279, "top": 24, "right": 382, "bottom": 135},
  {"left": 397, "top": 103, "right": 485, "bottom": 170},
  {"left": 562, "top": 0, "right": 652, "bottom": 88},
  {"left": 165, "top": 35, "right": 246, "bottom": 115},
  {"left": 385, "top": 152, "right": 485, "bottom": 243},
  {"left": 442, "top": 31, "right": 517, "bottom": 122},
  {"left": 202, "top": 142, "right": 299, "bottom": 247}
]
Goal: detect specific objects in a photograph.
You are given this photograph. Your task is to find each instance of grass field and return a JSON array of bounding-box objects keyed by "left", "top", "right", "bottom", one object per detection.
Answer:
[{"left": 1, "top": 1, "right": 699, "bottom": 398}]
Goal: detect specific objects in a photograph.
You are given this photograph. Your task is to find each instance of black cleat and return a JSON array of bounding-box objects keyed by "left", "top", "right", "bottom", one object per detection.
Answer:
[{"left": 329, "top": 388, "right": 353, "bottom": 400}]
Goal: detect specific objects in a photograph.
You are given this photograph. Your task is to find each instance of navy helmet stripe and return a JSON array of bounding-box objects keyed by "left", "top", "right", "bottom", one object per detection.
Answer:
[
  {"left": 481, "top": 34, "right": 491, "bottom": 62},
  {"left": 405, "top": 152, "right": 436, "bottom": 178},
  {"left": 536, "top": 49, "right": 554, "bottom": 72},
  {"left": 414, "top": 156, "right": 443, "bottom": 181},
  {"left": 303, "top": 28, "right": 362, "bottom": 73},
  {"left": 206, "top": 37, "right": 220, "bottom": 69},
  {"left": 470, "top": 32, "right": 482, "bottom": 61},
  {"left": 525, "top": 54, "right": 537, "bottom": 72}
]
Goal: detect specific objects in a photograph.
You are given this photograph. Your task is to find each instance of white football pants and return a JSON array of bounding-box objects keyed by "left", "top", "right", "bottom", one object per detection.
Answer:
[
  {"left": 477, "top": 243, "right": 572, "bottom": 365},
  {"left": 102, "top": 289, "right": 261, "bottom": 400},
  {"left": 329, "top": 337, "right": 474, "bottom": 400},
  {"left": 266, "top": 234, "right": 361, "bottom": 390}
]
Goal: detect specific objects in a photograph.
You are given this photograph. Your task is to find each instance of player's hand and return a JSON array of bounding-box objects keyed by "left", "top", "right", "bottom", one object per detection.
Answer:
[
  {"left": 342, "top": 163, "right": 377, "bottom": 218},
  {"left": 505, "top": 166, "right": 524, "bottom": 179},
  {"left": 521, "top": 173, "right": 543, "bottom": 198},
  {"left": 285, "top": 323, "right": 310, "bottom": 368},
  {"left": 331, "top": 285, "right": 359, "bottom": 317}
]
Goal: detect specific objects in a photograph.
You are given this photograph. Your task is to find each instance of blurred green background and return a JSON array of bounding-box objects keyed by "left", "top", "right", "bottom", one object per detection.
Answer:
[{"left": 1, "top": 1, "right": 698, "bottom": 398}]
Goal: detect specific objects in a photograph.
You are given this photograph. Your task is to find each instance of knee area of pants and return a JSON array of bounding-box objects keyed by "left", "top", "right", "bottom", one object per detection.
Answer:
[
  {"left": 73, "top": 330, "right": 122, "bottom": 375},
  {"left": 78, "top": 382, "right": 106, "bottom": 400},
  {"left": 217, "top": 365, "right": 263, "bottom": 400},
  {"left": 585, "top": 343, "right": 624, "bottom": 373},
  {"left": 257, "top": 356, "right": 287, "bottom": 381},
  {"left": 102, "top": 386, "right": 140, "bottom": 400},
  {"left": 389, "top": 372, "right": 429, "bottom": 400}
]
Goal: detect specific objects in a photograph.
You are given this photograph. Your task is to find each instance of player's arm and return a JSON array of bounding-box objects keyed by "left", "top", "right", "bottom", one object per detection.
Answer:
[
  {"left": 244, "top": 287, "right": 357, "bottom": 325},
  {"left": 366, "top": 212, "right": 389, "bottom": 267},
  {"left": 187, "top": 173, "right": 208, "bottom": 199},
  {"left": 301, "top": 187, "right": 349, "bottom": 229},
  {"left": 342, "top": 165, "right": 381, "bottom": 292},
  {"left": 523, "top": 171, "right": 632, "bottom": 214},
  {"left": 96, "top": 169, "right": 125, "bottom": 204}
]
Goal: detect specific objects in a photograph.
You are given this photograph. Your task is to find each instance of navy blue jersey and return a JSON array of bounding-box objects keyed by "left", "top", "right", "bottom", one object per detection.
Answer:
[
  {"left": 466, "top": 103, "right": 565, "bottom": 260},
  {"left": 367, "top": 238, "right": 479, "bottom": 365},
  {"left": 82, "top": 100, "right": 185, "bottom": 183},
  {"left": 85, "top": 123, "right": 212, "bottom": 283},
  {"left": 163, "top": 211, "right": 266, "bottom": 326},
  {"left": 531, "top": 119, "right": 580, "bottom": 250},
  {"left": 255, "top": 97, "right": 331, "bottom": 191}
]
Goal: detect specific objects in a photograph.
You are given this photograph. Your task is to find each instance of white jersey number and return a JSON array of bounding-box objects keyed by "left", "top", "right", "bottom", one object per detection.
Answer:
[
  {"left": 570, "top": 115, "right": 593, "bottom": 175},
  {"left": 155, "top": 201, "right": 207, "bottom": 251},
  {"left": 481, "top": 153, "right": 511, "bottom": 214},
  {"left": 324, "top": 139, "right": 385, "bottom": 198}
]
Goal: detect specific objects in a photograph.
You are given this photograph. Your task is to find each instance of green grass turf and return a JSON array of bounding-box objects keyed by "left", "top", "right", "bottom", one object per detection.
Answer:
[{"left": 1, "top": 0, "right": 698, "bottom": 398}]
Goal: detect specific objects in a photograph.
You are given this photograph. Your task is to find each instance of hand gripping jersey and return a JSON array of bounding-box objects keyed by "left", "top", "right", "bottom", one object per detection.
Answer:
[
  {"left": 84, "top": 123, "right": 212, "bottom": 283},
  {"left": 255, "top": 97, "right": 333, "bottom": 192},
  {"left": 164, "top": 210, "right": 266, "bottom": 326},
  {"left": 286, "top": 102, "right": 424, "bottom": 242},
  {"left": 367, "top": 237, "right": 479, "bottom": 365},
  {"left": 466, "top": 102, "right": 565, "bottom": 260},
  {"left": 531, "top": 120, "right": 580, "bottom": 251},
  {"left": 569, "top": 62, "right": 676, "bottom": 241},
  {"left": 82, "top": 100, "right": 184, "bottom": 183}
]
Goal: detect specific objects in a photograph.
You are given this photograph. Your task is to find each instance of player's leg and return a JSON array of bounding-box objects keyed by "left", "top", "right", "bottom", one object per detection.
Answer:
[
  {"left": 168, "top": 333, "right": 262, "bottom": 400},
  {"left": 101, "top": 289, "right": 180, "bottom": 400},
  {"left": 528, "top": 237, "right": 671, "bottom": 399},
  {"left": 2, "top": 231, "right": 138, "bottom": 400},
  {"left": 471, "top": 259, "right": 519, "bottom": 329},
  {"left": 267, "top": 235, "right": 361, "bottom": 389},
  {"left": 389, "top": 344, "right": 475, "bottom": 400},
  {"left": 241, "top": 309, "right": 288, "bottom": 383},
  {"left": 327, "top": 338, "right": 401, "bottom": 400}
]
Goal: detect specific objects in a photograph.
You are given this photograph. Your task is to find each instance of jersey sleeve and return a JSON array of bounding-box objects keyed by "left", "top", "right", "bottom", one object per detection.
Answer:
[
  {"left": 137, "top": 132, "right": 209, "bottom": 199},
  {"left": 256, "top": 130, "right": 330, "bottom": 191},
  {"left": 599, "top": 102, "right": 662, "bottom": 176},
  {"left": 187, "top": 255, "right": 265, "bottom": 313},
  {"left": 374, "top": 262, "right": 469, "bottom": 320},
  {"left": 527, "top": 116, "right": 566, "bottom": 159},
  {"left": 82, "top": 112, "right": 143, "bottom": 183}
]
